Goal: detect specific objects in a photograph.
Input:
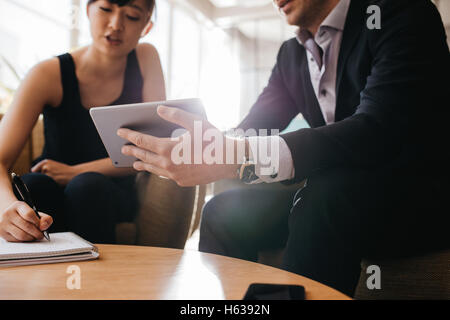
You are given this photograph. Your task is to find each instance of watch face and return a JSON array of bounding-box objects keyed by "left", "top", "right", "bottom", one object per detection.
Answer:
[{"left": 242, "top": 164, "right": 258, "bottom": 183}]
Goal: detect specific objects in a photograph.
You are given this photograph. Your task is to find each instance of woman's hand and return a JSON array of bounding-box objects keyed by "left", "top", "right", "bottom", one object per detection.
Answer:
[
  {"left": 31, "top": 159, "right": 79, "bottom": 186},
  {"left": 0, "top": 201, "right": 53, "bottom": 242}
]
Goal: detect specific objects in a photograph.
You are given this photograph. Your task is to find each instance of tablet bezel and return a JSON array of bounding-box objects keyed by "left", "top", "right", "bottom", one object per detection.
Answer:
[{"left": 89, "top": 98, "right": 207, "bottom": 168}]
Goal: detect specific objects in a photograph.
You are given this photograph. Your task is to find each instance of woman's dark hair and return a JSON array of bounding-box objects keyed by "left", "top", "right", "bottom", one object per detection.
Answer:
[{"left": 88, "top": 0, "right": 156, "bottom": 15}]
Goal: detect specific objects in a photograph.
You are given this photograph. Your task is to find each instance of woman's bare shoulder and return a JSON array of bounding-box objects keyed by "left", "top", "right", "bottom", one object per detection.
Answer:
[
  {"left": 135, "top": 43, "right": 161, "bottom": 74},
  {"left": 136, "top": 42, "right": 159, "bottom": 57},
  {"left": 135, "top": 43, "right": 166, "bottom": 101},
  {"left": 30, "top": 57, "right": 60, "bottom": 80},
  {"left": 24, "top": 57, "right": 62, "bottom": 108}
]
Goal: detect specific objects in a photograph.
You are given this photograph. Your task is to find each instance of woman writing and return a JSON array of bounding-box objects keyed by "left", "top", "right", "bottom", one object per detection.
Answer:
[{"left": 0, "top": 0, "right": 165, "bottom": 243}]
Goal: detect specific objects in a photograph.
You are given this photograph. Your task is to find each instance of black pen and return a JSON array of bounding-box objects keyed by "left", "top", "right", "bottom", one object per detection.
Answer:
[{"left": 11, "top": 172, "right": 50, "bottom": 241}]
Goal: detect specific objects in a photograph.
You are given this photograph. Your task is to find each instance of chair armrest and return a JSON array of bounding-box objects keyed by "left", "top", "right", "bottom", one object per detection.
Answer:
[
  {"left": 0, "top": 113, "right": 44, "bottom": 175},
  {"left": 134, "top": 172, "right": 196, "bottom": 248}
]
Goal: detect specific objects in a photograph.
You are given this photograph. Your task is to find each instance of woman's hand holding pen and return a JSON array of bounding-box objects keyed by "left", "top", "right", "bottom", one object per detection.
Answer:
[
  {"left": 0, "top": 201, "right": 53, "bottom": 242},
  {"left": 32, "top": 159, "right": 79, "bottom": 186}
]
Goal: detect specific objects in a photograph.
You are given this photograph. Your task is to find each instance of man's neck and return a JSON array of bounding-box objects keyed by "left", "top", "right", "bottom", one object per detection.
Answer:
[{"left": 303, "top": 0, "right": 340, "bottom": 35}]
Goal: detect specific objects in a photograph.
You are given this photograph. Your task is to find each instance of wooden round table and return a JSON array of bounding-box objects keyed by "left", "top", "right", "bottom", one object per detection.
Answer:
[{"left": 0, "top": 245, "right": 350, "bottom": 300}]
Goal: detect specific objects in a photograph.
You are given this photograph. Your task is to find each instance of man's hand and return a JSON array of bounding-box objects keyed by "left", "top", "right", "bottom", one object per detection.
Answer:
[
  {"left": 0, "top": 201, "right": 52, "bottom": 242},
  {"left": 117, "top": 106, "right": 242, "bottom": 187},
  {"left": 31, "top": 159, "right": 79, "bottom": 186}
]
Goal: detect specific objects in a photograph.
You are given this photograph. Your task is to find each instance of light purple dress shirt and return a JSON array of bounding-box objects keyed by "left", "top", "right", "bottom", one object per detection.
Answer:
[{"left": 248, "top": 0, "right": 351, "bottom": 184}]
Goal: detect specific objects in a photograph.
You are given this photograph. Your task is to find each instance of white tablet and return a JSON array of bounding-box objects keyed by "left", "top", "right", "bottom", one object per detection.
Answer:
[{"left": 90, "top": 98, "right": 207, "bottom": 168}]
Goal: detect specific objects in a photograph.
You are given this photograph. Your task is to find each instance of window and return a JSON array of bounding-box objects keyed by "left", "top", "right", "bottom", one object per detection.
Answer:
[
  {"left": 0, "top": 0, "right": 254, "bottom": 128},
  {"left": 0, "top": 0, "right": 74, "bottom": 113},
  {"left": 141, "top": 1, "right": 241, "bottom": 130}
]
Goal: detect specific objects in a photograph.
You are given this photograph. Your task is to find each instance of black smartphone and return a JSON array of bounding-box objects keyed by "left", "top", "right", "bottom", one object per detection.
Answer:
[{"left": 243, "top": 283, "right": 305, "bottom": 300}]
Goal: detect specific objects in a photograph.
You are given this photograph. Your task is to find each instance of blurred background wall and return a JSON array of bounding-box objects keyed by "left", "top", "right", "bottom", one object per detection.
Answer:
[{"left": 0, "top": 0, "right": 449, "bottom": 130}]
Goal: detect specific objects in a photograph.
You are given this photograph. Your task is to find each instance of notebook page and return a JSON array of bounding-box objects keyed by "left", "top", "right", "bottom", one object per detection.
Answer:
[{"left": 0, "top": 232, "right": 94, "bottom": 260}]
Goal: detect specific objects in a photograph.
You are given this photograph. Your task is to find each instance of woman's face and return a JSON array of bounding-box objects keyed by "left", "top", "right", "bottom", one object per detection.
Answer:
[{"left": 87, "top": 0, "right": 152, "bottom": 57}]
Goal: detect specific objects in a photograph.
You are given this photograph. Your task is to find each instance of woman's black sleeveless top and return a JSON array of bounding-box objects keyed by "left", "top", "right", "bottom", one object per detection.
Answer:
[{"left": 35, "top": 50, "right": 143, "bottom": 166}]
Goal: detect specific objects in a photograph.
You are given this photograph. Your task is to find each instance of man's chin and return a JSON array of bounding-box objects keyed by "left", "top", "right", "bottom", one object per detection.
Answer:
[{"left": 284, "top": 14, "right": 301, "bottom": 26}]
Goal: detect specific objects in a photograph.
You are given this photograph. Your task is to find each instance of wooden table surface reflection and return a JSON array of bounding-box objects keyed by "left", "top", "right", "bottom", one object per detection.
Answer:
[{"left": 0, "top": 245, "right": 350, "bottom": 300}]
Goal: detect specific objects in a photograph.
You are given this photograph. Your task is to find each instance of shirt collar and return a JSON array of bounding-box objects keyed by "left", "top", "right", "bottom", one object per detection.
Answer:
[
  {"left": 321, "top": 0, "right": 351, "bottom": 31},
  {"left": 296, "top": 0, "right": 351, "bottom": 45}
]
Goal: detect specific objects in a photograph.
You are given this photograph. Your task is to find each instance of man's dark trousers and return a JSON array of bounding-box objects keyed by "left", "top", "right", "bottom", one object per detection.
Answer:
[{"left": 199, "top": 167, "right": 449, "bottom": 297}]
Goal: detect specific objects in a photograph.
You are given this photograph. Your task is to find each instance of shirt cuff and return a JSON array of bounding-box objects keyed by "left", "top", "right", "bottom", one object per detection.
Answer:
[{"left": 246, "top": 136, "right": 295, "bottom": 184}]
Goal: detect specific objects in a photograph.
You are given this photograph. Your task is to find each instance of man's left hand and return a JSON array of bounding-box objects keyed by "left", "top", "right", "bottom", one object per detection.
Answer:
[{"left": 117, "top": 105, "right": 241, "bottom": 187}]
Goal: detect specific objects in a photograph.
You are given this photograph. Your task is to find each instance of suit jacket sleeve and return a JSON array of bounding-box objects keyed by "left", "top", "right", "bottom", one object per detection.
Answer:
[
  {"left": 238, "top": 41, "right": 300, "bottom": 133},
  {"left": 281, "top": 0, "right": 449, "bottom": 182}
]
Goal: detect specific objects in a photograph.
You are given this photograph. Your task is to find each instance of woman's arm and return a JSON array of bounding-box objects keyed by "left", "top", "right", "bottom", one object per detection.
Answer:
[
  {"left": 73, "top": 158, "right": 136, "bottom": 177},
  {"left": 0, "top": 59, "right": 59, "bottom": 241},
  {"left": 30, "top": 158, "right": 136, "bottom": 186},
  {"left": 0, "top": 58, "right": 60, "bottom": 208},
  {"left": 137, "top": 43, "right": 167, "bottom": 102}
]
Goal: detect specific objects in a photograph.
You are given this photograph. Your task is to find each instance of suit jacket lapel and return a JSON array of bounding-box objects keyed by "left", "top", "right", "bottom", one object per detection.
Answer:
[
  {"left": 286, "top": 41, "right": 326, "bottom": 127},
  {"left": 336, "top": 0, "right": 367, "bottom": 114}
]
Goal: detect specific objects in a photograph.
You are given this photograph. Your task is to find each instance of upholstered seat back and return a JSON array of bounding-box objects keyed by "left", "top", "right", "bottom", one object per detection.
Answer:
[{"left": 355, "top": 250, "right": 450, "bottom": 300}]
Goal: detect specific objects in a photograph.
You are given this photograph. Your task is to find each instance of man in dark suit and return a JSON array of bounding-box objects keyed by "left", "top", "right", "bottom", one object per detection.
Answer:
[{"left": 118, "top": 0, "right": 450, "bottom": 296}]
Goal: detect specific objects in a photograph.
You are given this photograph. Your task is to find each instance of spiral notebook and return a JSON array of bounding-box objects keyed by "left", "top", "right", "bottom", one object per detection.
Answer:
[{"left": 0, "top": 232, "right": 99, "bottom": 267}]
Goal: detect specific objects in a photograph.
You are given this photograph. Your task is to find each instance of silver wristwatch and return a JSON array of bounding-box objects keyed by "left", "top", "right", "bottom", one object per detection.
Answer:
[{"left": 238, "top": 158, "right": 259, "bottom": 183}]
